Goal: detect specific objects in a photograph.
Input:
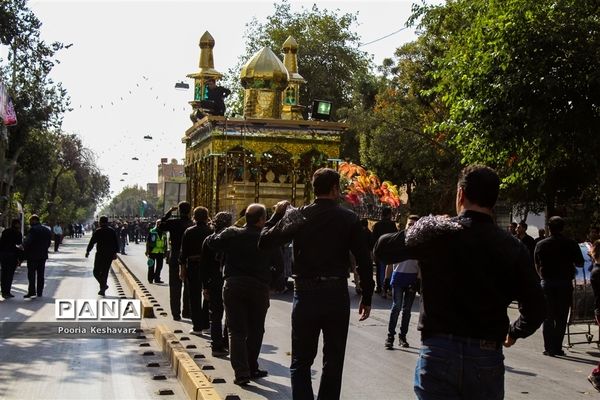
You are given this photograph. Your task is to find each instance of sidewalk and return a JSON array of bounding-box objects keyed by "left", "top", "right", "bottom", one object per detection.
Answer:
[{"left": 0, "top": 237, "right": 186, "bottom": 400}]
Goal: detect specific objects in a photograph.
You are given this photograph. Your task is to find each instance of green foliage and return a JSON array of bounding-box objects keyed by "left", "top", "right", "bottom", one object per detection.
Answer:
[
  {"left": 414, "top": 0, "right": 600, "bottom": 213},
  {"left": 101, "top": 185, "right": 159, "bottom": 219}
]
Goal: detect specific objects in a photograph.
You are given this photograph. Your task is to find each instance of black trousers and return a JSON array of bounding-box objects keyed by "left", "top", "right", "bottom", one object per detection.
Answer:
[
  {"left": 27, "top": 259, "right": 47, "bottom": 296},
  {"left": 209, "top": 277, "right": 226, "bottom": 349},
  {"left": 291, "top": 281, "right": 350, "bottom": 400},
  {"left": 223, "top": 276, "right": 270, "bottom": 379},
  {"left": 147, "top": 254, "right": 164, "bottom": 282},
  {"left": 93, "top": 256, "right": 113, "bottom": 290},
  {"left": 0, "top": 254, "right": 18, "bottom": 295},
  {"left": 187, "top": 262, "right": 210, "bottom": 331},
  {"left": 53, "top": 235, "right": 62, "bottom": 252},
  {"left": 542, "top": 284, "right": 573, "bottom": 353},
  {"left": 168, "top": 258, "right": 190, "bottom": 318}
]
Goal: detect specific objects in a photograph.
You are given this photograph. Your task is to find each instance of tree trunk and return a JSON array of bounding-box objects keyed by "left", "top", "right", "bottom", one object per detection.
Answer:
[{"left": 46, "top": 166, "right": 65, "bottom": 220}]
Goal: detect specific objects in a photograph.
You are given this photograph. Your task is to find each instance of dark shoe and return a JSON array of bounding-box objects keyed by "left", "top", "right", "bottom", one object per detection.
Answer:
[
  {"left": 250, "top": 369, "right": 268, "bottom": 379},
  {"left": 2, "top": 293, "right": 14, "bottom": 299},
  {"left": 385, "top": 335, "right": 394, "bottom": 349},
  {"left": 182, "top": 312, "right": 191, "bottom": 319},
  {"left": 24, "top": 293, "right": 35, "bottom": 298},
  {"left": 542, "top": 350, "right": 556, "bottom": 357},
  {"left": 589, "top": 374, "right": 600, "bottom": 392},
  {"left": 212, "top": 348, "right": 228, "bottom": 357},
  {"left": 398, "top": 336, "right": 409, "bottom": 348},
  {"left": 98, "top": 290, "right": 105, "bottom": 296},
  {"left": 148, "top": 279, "right": 153, "bottom": 284},
  {"left": 173, "top": 315, "right": 181, "bottom": 321},
  {"left": 189, "top": 329, "right": 202, "bottom": 336},
  {"left": 234, "top": 376, "right": 250, "bottom": 386},
  {"left": 154, "top": 280, "right": 164, "bottom": 284},
  {"left": 554, "top": 349, "right": 566, "bottom": 356}
]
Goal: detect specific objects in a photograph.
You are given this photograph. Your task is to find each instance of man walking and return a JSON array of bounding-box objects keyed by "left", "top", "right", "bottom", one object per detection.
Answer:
[
  {"left": 179, "top": 207, "right": 213, "bottom": 335},
  {"left": 52, "top": 221, "right": 63, "bottom": 252},
  {"left": 161, "top": 202, "right": 194, "bottom": 321},
  {"left": 86, "top": 216, "right": 119, "bottom": 296},
  {"left": 259, "top": 168, "right": 374, "bottom": 400},
  {"left": 534, "top": 216, "right": 584, "bottom": 356},
  {"left": 145, "top": 220, "right": 166, "bottom": 283},
  {"left": 372, "top": 207, "right": 397, "bottom": 295},
  {"left": 384, "top": 214, "right": 420, "bottom": 350},
  {"left": 517, "top": 220, "right": 536, "bottom": 261},
  {"left": 23, "top": 214, "right": 52, "bottom": 298},
  {"left": 375, "top": 165, "right": 546, "bottom": 400},
  {"left": 207, "top": 204, "right": 280, "bottom": 386}
]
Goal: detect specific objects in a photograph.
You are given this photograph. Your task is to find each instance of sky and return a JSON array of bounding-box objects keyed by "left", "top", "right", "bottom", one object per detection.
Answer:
[{"left": 8, "top": 0, "right": 432, "bottom": 205}]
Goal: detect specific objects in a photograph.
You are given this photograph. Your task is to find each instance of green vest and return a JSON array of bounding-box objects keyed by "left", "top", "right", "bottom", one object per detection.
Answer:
[{"left": 149, "top": 228, "right": 166, "bottom": 254}]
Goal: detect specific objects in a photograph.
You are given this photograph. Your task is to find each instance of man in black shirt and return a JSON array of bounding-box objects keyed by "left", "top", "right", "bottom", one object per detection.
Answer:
[
  {"left": 259, "top": 168, "right": 374, "bottom": 400},
  {"left": 202, "top": 78, "right": 231, "bottom": 116},
  {"left": 86, "top": 216, "right": 119, "bottom": 296},
  {"left": 0, "top": 218, "right": 23, "bottom": 298},
  {"left": 375, "top": 165, "right": 545, "bottom": 400},
  {"left": 517, "top": 220, "right": 536, "bottom": 261},
  {"left": 534, "top": 216, "right": 584, "bottom": 356},
  {"left": 206, "top": 204, "right": 279, "bottom": 386},
  {"left": 23, "top": 214, "right": 52, "bottom": 298},
  {"left": 372, "top": 207, "right": 397, "bottom": 294},
  {"left": 179, "top": 207, "right": 213, "bottom": 335},
  {"left": 161, "top": 202, "right": 194, "bottom": 321}
]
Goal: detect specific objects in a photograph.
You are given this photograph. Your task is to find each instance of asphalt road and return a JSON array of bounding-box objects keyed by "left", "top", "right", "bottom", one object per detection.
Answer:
[
  {"left": 2, "top": 236, "right": 600, "bottom": 400},
  {"left": 118, "top": 236, "right": 600, "bottom": 400}
]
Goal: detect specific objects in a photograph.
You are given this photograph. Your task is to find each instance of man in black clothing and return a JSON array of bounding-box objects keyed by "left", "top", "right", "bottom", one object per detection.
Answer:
[
  {"left": 161, "top": 202, "right": 194, "bottom": 321},
  {"left": 86, "top": 216, "right": 119, "bottom": 296},
  {"left": 517, "top": 220, "right": 536, "bottom": 261},
  {"left": 0, "top": 218, "right": 23, "bottom": 298},
  {"left": 179, "top": 207, "right": 213, "bottom": 335},
  {"left": 534, "top": 216, "right": 584, "bottom": 356},
  {"left": 202, "top": 78, "right": 231, "bottom": 116},
  {"left": 201, "top": 211, "right": 233, "bottom": 356},
  {"left": 259, "top": 168, "right": 374, "bottom": 400},
  {"left": 23, "top": 214, "right": 52, "bottom": 298},
  {"left": 375, "top": 165, "right": 545, "bottom": 400},
  {"left": 372, "top": 207, "right": 397, "bottom": 294},
  {"left": 206, "top": 204, "right": 280, "bottom": 386}
]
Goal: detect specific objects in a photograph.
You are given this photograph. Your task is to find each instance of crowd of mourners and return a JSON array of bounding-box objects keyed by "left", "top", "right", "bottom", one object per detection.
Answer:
[{"left": 4, "top": 165, "right": 600, "bottom": 399}]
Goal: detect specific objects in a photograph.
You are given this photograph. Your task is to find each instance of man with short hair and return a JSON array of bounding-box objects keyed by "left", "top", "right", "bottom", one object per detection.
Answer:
[
  {"left": 86, "top": 216, "right": 119, "bottom": 296},
  {"left": 23, "top": 214, "right": 52, "bottom": 298},
  {"left": 161, "top": 202, "right": 194, "bottom": 321},
  {"left": 52, "top": 221, "right": 63, "bottom": 252},
  {"left": 372, "top": 207, "right": 397, "bottom": 294},
  {"left": 517, "top": 220, "right": 536, "bottom": 261},
  {"left": 259, "top": 168, "right": 374, "bottom": 400},
  {"left": 206, "top": 204, "right": 280, "bottom": 386},
  {"left": 180, "top": 207, "right": 213, "bottom": 335},
  {"left": 375, "top": 165, "right": 546, "bottom": 400},
  {"left": 145, "top": 220, "right": 166, "bottom": 283},
  {"left": 535, "top": 216, "right": 584, "bottom": 356}
]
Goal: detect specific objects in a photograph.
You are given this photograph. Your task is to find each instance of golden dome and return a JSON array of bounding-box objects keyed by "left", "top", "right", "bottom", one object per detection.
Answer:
[{"left": 240, "top": 47, "right": 289, "bottom": 87}]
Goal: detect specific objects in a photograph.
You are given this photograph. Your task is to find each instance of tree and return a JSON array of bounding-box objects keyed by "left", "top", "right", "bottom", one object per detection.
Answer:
[
  {"left": 101, "top": 185, "right": 159, "bottom": 219},
  {"left": 412, "top": 0, "right": 600, "bottom": 215},
  {"left": 223, "top": 1, "right": 371, "bottom": 159},
  {"left": 0, "top": 0, "right": 69, "bottom": 217}
]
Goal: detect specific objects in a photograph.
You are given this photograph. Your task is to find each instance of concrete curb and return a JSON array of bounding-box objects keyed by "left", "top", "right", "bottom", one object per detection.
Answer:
[
  {"left": 155, "top": 324, "right": 223, "bottom": 400},
  {"left": 113, "top": 256, "right": 155, "bottom": 318}
]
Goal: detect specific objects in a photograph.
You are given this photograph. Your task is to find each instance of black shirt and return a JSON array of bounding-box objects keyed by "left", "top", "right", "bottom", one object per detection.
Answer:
[
  {"left": 0, "top": 227, "right": 23, "bottom": 256},
  {"left": 591, "top": 264, "right": 600, "bottom": 317},
  {"left": 534, "top": 234, "right": 584, "bottom": 282},
  {"left": 259, "top": 198, "right": 375, "bottom": 306},
  {"left": 160, "top": 210, "right": 193, "bottom": 262},
  {"left": 86, "top": 225, "right": 119, "bottom": 258},
  {"left": 375, "top": 210, "right": 546, "bottom": 342},
  {"left": 372, "top": 218, "right": 397, "bottom": 246},
  {"left": 206, "top": 225, "right": 280, "bottom": 285},
  {"left": 179, "top": 222, "right": 213, "bottom": 267}
]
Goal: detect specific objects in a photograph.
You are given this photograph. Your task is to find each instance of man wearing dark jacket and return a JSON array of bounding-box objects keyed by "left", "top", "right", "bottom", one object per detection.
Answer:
[
  {"left": 0, "top": 218, "right": 23, "bottom": 298},
  {"left": 375, "top": 165, "right": 546, "bottom": 400},
  {"left": 86, "top": 216, "right": 119, "bottom": 296},
  {"left": 259, "top": 168, "right": 374, "bottom": 400},
  {"left": 372, "top": 207, "right": 397, "bottom": 294},
  {"left": 179, "top": 207, "right": 213, "bottom": 335},
  {"left": 161, "top": 202, "right": 194, "bottom": 321},
  {"left": 23, "top": 214, "right": 52, "bottom": 298},
  {"left": 534, "top": 216, "right": 584, "bottom": 356},
  {"left": 206, "top": 204, "right": 281, "bottom": 386}
]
